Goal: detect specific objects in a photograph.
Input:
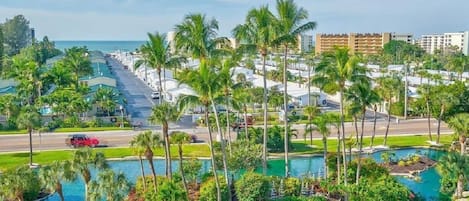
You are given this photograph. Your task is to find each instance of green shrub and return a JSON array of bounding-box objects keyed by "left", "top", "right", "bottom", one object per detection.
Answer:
[
  {"left": 405, "top": 160, "right": 414, "bottom": 166},
  {"left": 272, "top": 196, "right": 327, "bottom": 201},
  {"left": 235, "top": 172, "right": 270, "bottom": 201},
  {"left": 398, "top": 160, "right": 406, "bottom": 166},
  {"left": 412, "top": 155, "right": 420, "bottom": 163},
  {"left": 156, "top": 178, "right": 187, "bottom": 201},
  {"left": 86, "top": 117, "right": 105, "bottom": 128},
  {"left": 199, "top": 176, "right": 229, "bottom": 201},
  {"left": 282, "top": 177, "right": 301, "bottom": 196},
  {"left": 391, "top": 101, "right": 404, "bottom": 116}
]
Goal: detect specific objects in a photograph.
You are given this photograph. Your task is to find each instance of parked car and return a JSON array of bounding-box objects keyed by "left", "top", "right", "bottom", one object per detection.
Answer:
[
  {"left": 65, "top": 134, "right": 100, "bottom": 148},
  {"left": 231, "top": 115, "right": 254, "bottom": 131},
  {"left": 151, "top": 91, "right": 160, "bottom": 99}
]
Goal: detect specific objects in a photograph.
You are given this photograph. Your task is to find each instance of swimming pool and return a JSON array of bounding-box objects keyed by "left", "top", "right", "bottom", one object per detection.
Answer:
[{"left": 46, "top": 148, "right": 443, "bottom": 201}]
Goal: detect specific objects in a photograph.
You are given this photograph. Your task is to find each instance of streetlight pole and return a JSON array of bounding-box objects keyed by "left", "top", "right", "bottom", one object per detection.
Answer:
[
  {"left": 404, "top": 60, "right": 409, "bottom": 120},
  {"left": 120, "top": 105, "right": 124, "bottom": 128}
]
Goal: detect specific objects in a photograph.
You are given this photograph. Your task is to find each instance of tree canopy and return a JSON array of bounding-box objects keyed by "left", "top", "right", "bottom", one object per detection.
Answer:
[{"left": 1, "top": 15, "right": 32, "bottom": 56}]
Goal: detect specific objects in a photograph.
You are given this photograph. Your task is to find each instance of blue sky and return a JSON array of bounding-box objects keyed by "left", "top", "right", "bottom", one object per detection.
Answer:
[{"left": 0, "top": 0, "right": 468, "bottom": 40}]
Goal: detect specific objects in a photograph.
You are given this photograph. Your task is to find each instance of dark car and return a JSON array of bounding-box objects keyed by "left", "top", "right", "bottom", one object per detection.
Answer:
[{"left": 65, "top": 134, "right": 100, "bottom": 148}]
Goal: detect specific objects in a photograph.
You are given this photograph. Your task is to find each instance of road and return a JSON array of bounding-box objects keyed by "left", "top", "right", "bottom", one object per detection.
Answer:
[{"left": 0, "top": 118, "right": 451, "bottom": 152}]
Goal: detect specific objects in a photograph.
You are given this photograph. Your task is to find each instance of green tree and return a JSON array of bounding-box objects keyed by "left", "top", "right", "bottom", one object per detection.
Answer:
[
  {"left": 148, "top": 102, "right": 183, "bottom": 179},
  {"left": 345, "top": 81, "right": 380, "bottom": 184},
  {"left": 304, "top": 105, "right": 320, "bottom": 145},
  {"left": 62, "top": 47, "right": 92, "bottom": 90},
  {"left": 93, "top": 87, "right": 118, "bottom": 117},
  {"left": 5, "top": 54, "right": 43, "bottom": 105},
  {"left": 130, "top": 133, "right": 148, "bottom": 191},
  {"left": 272, "top": 0, "right": 317, "bottom": 176},
  {"left": 88, "top": 169, "right": 130, "bottom": 201},
  {"left": 0, "top": 166, "right": 40, "bottom": 201},
  {"left": 310, "top": 113, "right": 331, "bottom": 179},
  {"left": 437, "top": 152, "right": 469, "bottom": 199},
  {"left": 71, "top": 148, "right": 109, "bottom": 201},
  {"left": 375, "top": 75, "right": 401, "bottom": 146},
  {"left": 417, "top": 84, "right": 433, "bottom": 142},
  {"left": 170, "top": 131, "right": 192, "bottom": 195},
  {"left": 447, "top": 113, "right": 469, "bottom": 155},
  {"left": 156, "top": 178, "right": 188, "bottom": 201},
  {"left": 432, "top": 89, "right": 458, "bottom": 144},
  {"left": 175, "top": 14, "right": 231, "bottom": 200},
  {"left": 130, "top": 131, "right": 162, "bottom": 192},
  {"left": 312, "top": 47, "right": 367, "bottom": 185},
  {"left": 0, "top": 26, "right": 4, "bottom": 71},
  {"left": 16, "top": 105, "right": 41, "bottom": 166},
  {"left": 233, "top": 6, "right": 276, "bottom": 174},
  {"left": 2, "top": 15, "right": 31, "bottom": 56},
  {"left": 0, "top": 94, "right": 18, "bottom": 122},
  {"left": 137, "top": 32, "right": 183, "bottom": 101},
  {"left": 38, "top": 161, "right": 76, "bottom": 201},
  {"left": 44, "top": 61, "right": 74, "bottom": 89}
]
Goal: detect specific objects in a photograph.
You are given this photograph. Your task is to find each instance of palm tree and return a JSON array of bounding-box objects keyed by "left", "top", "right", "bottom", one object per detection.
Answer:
[
  {"left": 310, "top": 113, "right": 330, "bottom": 179},
  {"left": 417, "top": 84, "right": 433, "bottom": 142},
  {"left": 130, "top": 131, "right": 162, "bottom": 192},
  {"left": 345, "top": 81, "right": 380, "bottom": 184},
  {"left": 45, "top": 61, "right": 74, "bottom": 89},
  {"left": 0, "top": 94, "right": 18, "bottom": 122},
  {"left": 93, "top": 87, "right": 119, "bottom": 117},
  {"left": 137, "top": 32, "right": 183, "bottom": 102},
  {"left": 304, "top": 105, "right": 320, "bottom": 145},
  {"left": 177, "top": 63, "right": 225, "bottom": 200},
  {"left": 273, "top": 0, "right": 317, "bottom": 177},
  {"left": 375, "top": 75, "right": 401, "bottom": 146},
  {"left": 88, "top": 169, "right": 130, "bottom": 201},
  {"left": 16, "top": 105, "right": 41, "bottom": 167},
  {"left": 62, "top": 47, "right": 92, "bottom": 90},
  {"left": 175, "top": 13, "right": 231, "bottom": 200},
  {"left": 71, "top": 148, "right": 108, "bottom": 201},
  {"left": 312, "top": 47, "right": 367, "bottom": 185},
  {"left": 38, "top": 161, "right": 76, "bottom": 201},
  {"left": 233, "top": 5, "right": 276, "bottom": 175},
  {"left": 148, "top": 102, "right": 183, "bottom": 179},
  {"left": 130, "top": 134, "right": 147, "bottom": 191},
  {"left": 437, "top": 152, "right": 469, "bottom": 198},
  {"left": 0, "top": 166, "right": 37, "bottom": 201},
  {"left": 447, "top": 113, "right": 469, "bottom": 155},
  {"left": 433, "top": 91, "right": 458, "bottom": 144},
  {"left": 232, "top": 88, "right": 253, "bottom": 140},
  {"left": 170, "top": 131, "right": 192, "bottom": 196}
]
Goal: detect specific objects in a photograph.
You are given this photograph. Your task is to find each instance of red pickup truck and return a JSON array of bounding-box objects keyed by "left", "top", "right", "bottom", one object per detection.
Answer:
[{"left": 65, "top": 134, "right": 100, "bottom": 148}]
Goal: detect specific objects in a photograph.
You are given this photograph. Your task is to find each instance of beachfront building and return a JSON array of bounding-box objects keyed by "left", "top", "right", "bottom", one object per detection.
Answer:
[
  {"left": 391, "top": 33, "right": 413, "bottom": 43},
  {"left": 297, "top": 34, "right": 313, "bottom": 53},
  {"left": 419, "top": 31, "right": 469, "bottom": 55},
  {"left": 315, "top": 32, "right": 391, "bottom": 55},
  {"left": 167, "top": 31, "right": 176, "bottom": 54}
]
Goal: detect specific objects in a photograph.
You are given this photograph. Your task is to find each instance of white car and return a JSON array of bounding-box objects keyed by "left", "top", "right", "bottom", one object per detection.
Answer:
[{"left": 151, "top": 92, "right": 160, "bottom": 99}]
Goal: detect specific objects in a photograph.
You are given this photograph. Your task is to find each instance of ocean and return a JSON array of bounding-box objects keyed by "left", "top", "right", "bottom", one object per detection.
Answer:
[{"left": 54, "top": 41, "right": 145, "bottom": 53}]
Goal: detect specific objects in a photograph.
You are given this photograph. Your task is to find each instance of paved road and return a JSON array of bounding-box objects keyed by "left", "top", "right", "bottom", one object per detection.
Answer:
[{"left": 0, "top": 118, "right": 451, "bottom": 153}]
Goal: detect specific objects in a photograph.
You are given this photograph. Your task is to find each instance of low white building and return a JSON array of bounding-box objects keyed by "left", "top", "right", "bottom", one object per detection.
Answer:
[{"left": 231, "top": 67, "right": 254, "bottom": 81}]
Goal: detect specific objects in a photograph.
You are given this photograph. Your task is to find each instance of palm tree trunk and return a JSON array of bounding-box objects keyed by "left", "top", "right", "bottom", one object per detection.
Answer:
[
  {"left": 309, "top": 115, "right": 313, "bottom": 145},
  {"left": 383, "top": 99, "right": 392, "bottom": 146},
  {"left": 225, "top": 96, "right": 232, "bottom": 154},
  {"left": 158, "top": 67, "right": 163, "bottom": 103},
  {"left": 205, "top": 106, "right": 221, "bottom": 201},
  {"left": 339, "top": 88, "right": 347, "bottom": 185},
  {"left": 460, "top": 136, "right": 466, "bottom": 155},
  {"left": 243, "top": 106, "right": 249, "bottom": 140},
  {"left": 283, "top": 45, "right": 289, "bottom": 177},
  {"left": 426, "top": 98, "right": 432, "bottom": 141},
  {"left": 437, "top": 105, "right": 444, "bottom": 144},
  {"left": 146, "top": 149, "right": 158, "bottom": 193},
  {"left": 356, "top": 110, "right": 366, "bottom": 185},
  {"left": 336, "top": 127, "right": 341, "bottom": 185},
  {"left": 353, "top": 115, "right": 359, "bottom": 143},
  {"left": 29, "top": 129, "right": 33, "bottom": 166},
  {"left": 163, "top": 122, "right": 172, "bottom": 179},
  {"left": 138, "top": 156, "right": 147, "bottom": 191},
  {"left": 210, "top": 99, "right": 231, "bottom": 200},
  {"left": 178, "top": 143, "right": 189, "bottom": 197},
  {"left": 457, "top": 174, "right": 464, "bottom": 198},
  {"left": 370, "top": 105, "right": 377, "bottom": 148},
  {"left": 56, "top": 181, "right": 64, "bottom": 201},
  {"left": 323, "top": 136, "right": 328, "bottom": 180},
  {"left": 261, "top": 53, "right": 268, "bottom": 175}
]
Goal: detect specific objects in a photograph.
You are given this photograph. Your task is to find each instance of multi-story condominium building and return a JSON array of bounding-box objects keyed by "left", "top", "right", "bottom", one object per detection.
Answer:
[
  {"left": 391, "top": 33, "right": 413, "bottom": 43},
  {"left": 420, "top": 34, "right": 444, "bottom": 54},
  {"left": 420, "top": 31, "right": 468, "bottom": 55},
  {"left": 315, "top": 32, "right": 391, "bottom": 55},
  {"left": 297, "top": 34, "right": 313, "bottom": 53}
]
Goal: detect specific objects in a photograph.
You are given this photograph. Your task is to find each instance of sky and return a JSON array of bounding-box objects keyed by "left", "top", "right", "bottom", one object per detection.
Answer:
[{"left": 0, "top": 0, "right": 468, "bottom": 41}]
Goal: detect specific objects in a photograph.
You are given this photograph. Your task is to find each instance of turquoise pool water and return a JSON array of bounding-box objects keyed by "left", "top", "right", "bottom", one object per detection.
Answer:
[{"left": 46, "top": 148, "right": 443, "bottom": 201}]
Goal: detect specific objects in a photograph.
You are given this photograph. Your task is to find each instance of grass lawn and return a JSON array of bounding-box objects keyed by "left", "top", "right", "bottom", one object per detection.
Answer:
[
  {"left": 0, "top": 130, "right": 27, "bottom": 135},
  {"left": 0, "top": 134, "right": 453, "bottom": 171}
]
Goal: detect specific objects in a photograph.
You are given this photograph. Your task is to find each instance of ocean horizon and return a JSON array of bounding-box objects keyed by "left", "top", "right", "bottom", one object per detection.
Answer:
[{"left": 54, "top": 40, "right": 145, "bottom": 53}]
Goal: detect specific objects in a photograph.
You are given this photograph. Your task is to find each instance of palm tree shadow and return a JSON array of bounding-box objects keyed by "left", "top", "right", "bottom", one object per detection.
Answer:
[{"left": 11, "top": 152, "right": 38, "bottom": 157}]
